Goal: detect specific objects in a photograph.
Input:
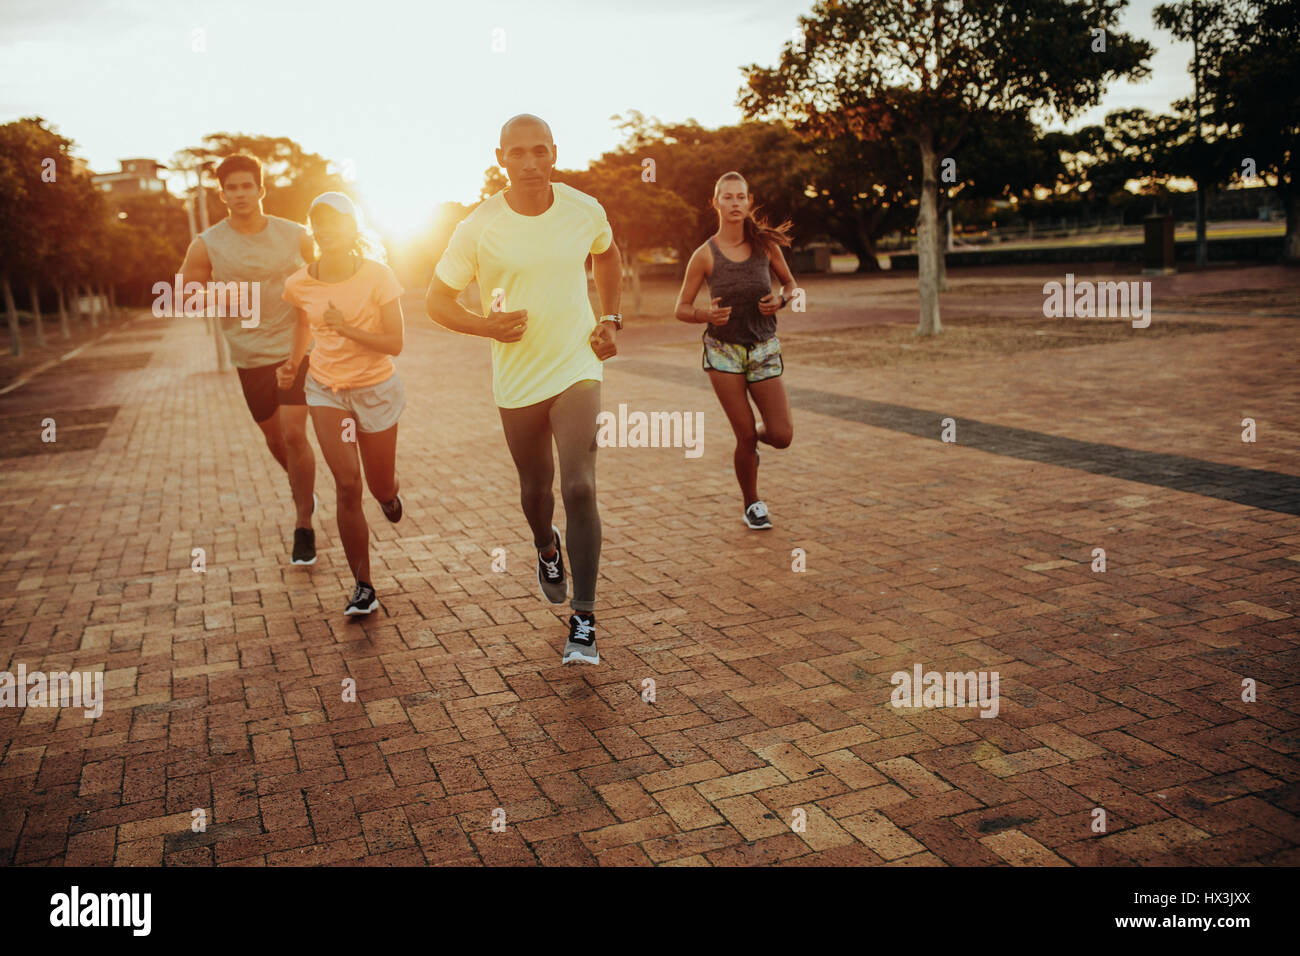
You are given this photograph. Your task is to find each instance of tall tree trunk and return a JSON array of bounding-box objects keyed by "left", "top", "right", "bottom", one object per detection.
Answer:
[
  {"left": 57, "top": 282, "right": 70, "bottom": 339},
  {"left": 854, "top": 243, "right": 883, "bottom": 272},
  {"left": 852, "top": 212, "right": 884, "bottom": 271},
  {"left": 915, "top": 130, "right": 943, "bottom": 336},
  {"left": 85, "top": 284, "right": 98, "bottom": 328},
  {"left": 108, "top": 284, "right": 119, "bottom": 321},
  {"left": 3, "top": 275, "right": 20, "bottom": 356},
  {"left": 29, "top": 282, "right": 45, "bottom": 347}
]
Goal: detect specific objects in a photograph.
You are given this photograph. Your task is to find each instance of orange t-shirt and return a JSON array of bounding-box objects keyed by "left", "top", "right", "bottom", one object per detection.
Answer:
[{"left": 282, "top": 259, "right": 404, "bottom": 390}]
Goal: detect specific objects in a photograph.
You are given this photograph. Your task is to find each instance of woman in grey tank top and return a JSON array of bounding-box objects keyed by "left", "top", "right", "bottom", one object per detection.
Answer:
[{"left": 673, "top": 172, "right": 799, "bottom": 530}]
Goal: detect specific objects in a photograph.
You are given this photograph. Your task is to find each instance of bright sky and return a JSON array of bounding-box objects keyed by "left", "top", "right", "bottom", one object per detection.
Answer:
[{"left": 1, "top": 0, "right": 1194, "bottom": 241}]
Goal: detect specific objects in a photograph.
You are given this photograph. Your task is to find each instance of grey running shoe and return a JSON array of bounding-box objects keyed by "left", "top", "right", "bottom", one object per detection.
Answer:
[
  {"left": 381, "top": 492, "right": 403, "bottom": 523},
  {"left": 345, "top": 581, "right": 378, "bottom": 617},
  {"left": 562, "top": 613, "right": 599, "bottom": 665},
  {"left": 537, "top": 525, "right": 567, "bottom": 604},
  {"left": 743, "top": 500, "right": 772, "bottom": 530},
  {"left": 292, "top": 527, "right": 317, "bottom": 565}
]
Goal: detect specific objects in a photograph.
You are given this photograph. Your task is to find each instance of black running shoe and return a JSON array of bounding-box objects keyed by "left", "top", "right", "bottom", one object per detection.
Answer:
[
  {"left": 380, "top": 492, "right": 403, "bottom": 523},
  {"left": 292, "top": 527, "right": 316, "bottom": 565},
  {"left": 562, "top": 613, "right": 599, "bottom": 665},
  {"left": 345, "top": 581, "right": 378, "bottom": 616},
  {"left": 743, "top": 500, "right": 772, "bottom": 530},
  {"left": 537, "top": 525, "right": 567, "bottom": 604}
]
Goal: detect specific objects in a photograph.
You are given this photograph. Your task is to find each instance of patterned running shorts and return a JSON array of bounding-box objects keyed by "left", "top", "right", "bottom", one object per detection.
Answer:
[{"left": 702, "top": 333, "right": 783, "bottom": 383}]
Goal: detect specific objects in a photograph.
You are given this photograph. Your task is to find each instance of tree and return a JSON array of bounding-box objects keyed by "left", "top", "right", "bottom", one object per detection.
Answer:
[
  {"left": 559, "top": 162, "right": 693, "bottom": 315},
  {"left": 0, "top": 117, "right": 96, "bottom": 354},
  {"left": 107, "top": 191, "right": 191, "bottom": 304},
  {"left": 1208, "top": 0, "right": 1300, "bottom": 259},
  {"left": 597, "top": 115, "right": 826, "bottom": 270},
  {"left": 740, "top": 0, "right": 1152, "bottom": 334},
  {"left": 909, "top": 109, "right": 1065, "bottom": 285},
  {"left": 1155, "top": 0, "right": 1234, "bottom": 266}
]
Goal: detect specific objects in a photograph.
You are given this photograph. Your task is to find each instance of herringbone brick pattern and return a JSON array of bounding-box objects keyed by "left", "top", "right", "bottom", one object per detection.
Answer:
[{"left": 1, "top": 267, "right": 1296, "bottom": 866}]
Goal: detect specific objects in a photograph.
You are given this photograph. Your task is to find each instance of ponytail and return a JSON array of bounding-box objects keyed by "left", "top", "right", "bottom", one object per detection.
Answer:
[{"left": 741, "top": 209, "right": 793, "bottom": 256}]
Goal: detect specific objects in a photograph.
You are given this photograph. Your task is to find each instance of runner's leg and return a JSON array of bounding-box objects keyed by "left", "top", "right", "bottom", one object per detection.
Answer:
[
  {"left": 280, "top": 405, "right": 316, "bottom": 528},
  {"left": 357, "top": 423, "right": 399, "bottom": 503},
  {"left": 498, "top": 399, "right": 558, "bottom": 551},
  {"left": 749, "top": 377, "right": 793, "bottom": 449},
  {"left": 548, "top": 380, "right": 601, "bottom": 613},
  {"left": 707, "top": 369, "right": 759, "bottom": 506},
  {"left": 310, "top": 407, "right": 370, "bottom": 584},
  {"left": 255, "top": 409, "right": 290, "bottom": 470}
]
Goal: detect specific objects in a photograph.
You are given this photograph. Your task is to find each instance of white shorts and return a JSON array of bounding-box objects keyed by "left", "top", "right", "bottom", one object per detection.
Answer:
[{"left": 305, "top": 371, "right": 405, "bottom": 433}]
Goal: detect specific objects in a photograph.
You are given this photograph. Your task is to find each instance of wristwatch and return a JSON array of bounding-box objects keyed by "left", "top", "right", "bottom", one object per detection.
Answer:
[{"left": 599, "top": 313, "right": 623, "bottom": 330}]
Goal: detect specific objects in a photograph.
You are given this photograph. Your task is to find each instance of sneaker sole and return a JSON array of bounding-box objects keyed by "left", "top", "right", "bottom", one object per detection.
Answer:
[
  {"left": 743, "top": 519, "right": 773, "bottom": 530},
  {"left": 291, "top": 555, "right": 318, "bottom": 565},
  {"left": 345, "top": 599, "right": 378, "bottom": 616},
  {"left": 563, "top": 649, "right": 599, "bottom": 665}
]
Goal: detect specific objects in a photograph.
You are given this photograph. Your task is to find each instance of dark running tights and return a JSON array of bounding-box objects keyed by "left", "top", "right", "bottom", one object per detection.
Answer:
[{"left": 498, "top": 379, "right": 601, "bottom": 614}]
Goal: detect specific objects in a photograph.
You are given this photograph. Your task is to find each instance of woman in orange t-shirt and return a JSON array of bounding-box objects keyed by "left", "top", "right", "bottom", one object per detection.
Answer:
[{"left": 279, "top": 192, "right": 405, "bottom": 617}]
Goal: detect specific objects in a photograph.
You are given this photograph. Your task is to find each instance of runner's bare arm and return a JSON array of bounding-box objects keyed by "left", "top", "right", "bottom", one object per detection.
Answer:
[
  {"left": 758, "top": 244, "right": 798, "bottom": 315},
  {"left": 674, "top": 246, "right": 729, "bottom": 325},
  {"left": 588, "top": 243, "right": 623, "bottom": 359},
  {"left": 591, "top": 243, "right": 622, "bottom": 319},
  {"left": 179, "top": 236, "right": 211, "bottom": 285},
  {"left": 276, "top": 312, "right": 312, "bottom": 390},
  {"left": 299, "top": 231, "right": 316, "bottom": 265},
  {"left": 277, "top": 308, "right": 312, "bottom": 388},
  {"left": 332, "top": 298, "right": 404, "bottom": 355},
  {"left": 425, "top": 276, "right": 526, "bottom": 343},
  {"left": 769, "top": 244, "right": 796, "bottom": 297}
]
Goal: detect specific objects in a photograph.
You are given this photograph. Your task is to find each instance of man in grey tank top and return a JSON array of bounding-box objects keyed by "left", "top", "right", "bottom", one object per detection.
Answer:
[{"left": 178, "top": 155, "right": 320, "bottom": 565}]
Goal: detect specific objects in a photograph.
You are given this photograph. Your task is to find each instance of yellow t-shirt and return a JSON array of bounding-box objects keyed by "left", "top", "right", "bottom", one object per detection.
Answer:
[
  {"left": 435, "top": 182, "right": 613, "bottom": 408},
  {"left": 282, "top": 259, "right": 404, "bottom": 391}
]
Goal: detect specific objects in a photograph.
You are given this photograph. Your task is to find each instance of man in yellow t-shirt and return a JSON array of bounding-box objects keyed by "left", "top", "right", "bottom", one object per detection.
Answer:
[{"left": 427, "top": 114, "right": 623, "bottom": 666}]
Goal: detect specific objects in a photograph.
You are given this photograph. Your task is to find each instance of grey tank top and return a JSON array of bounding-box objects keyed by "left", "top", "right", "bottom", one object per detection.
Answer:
[
  {"left": 703, "top": 236, "right": 775, "bottom": 346},
  {"left": 201, "top": 215, "right": 305, "bottom": 368}
]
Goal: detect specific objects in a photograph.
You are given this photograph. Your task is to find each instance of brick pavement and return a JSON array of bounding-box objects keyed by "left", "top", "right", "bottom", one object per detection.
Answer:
[{"left": 1, "top": 266, "right": 1297, "bottom": 866}]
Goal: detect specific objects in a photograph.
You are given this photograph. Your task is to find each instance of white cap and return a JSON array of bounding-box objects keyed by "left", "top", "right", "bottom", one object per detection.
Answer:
[{"left": 309, "top": 191, "right": 359, "bottom": 222}]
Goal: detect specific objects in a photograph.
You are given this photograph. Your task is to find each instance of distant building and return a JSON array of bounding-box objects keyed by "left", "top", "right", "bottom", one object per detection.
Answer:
[{"left": 92, "top": 158, "right": 166, "bottom": 195}]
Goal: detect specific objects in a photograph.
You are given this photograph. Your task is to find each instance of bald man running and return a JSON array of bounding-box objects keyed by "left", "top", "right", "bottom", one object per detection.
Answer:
[{"left": 426, "top": 114, "right": 623, "bottom": 665}]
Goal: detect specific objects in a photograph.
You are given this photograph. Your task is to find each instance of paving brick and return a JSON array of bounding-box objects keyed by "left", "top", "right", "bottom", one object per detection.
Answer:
[{"left": 3, "top": 276, "right": 1297, "bottom": 867}]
